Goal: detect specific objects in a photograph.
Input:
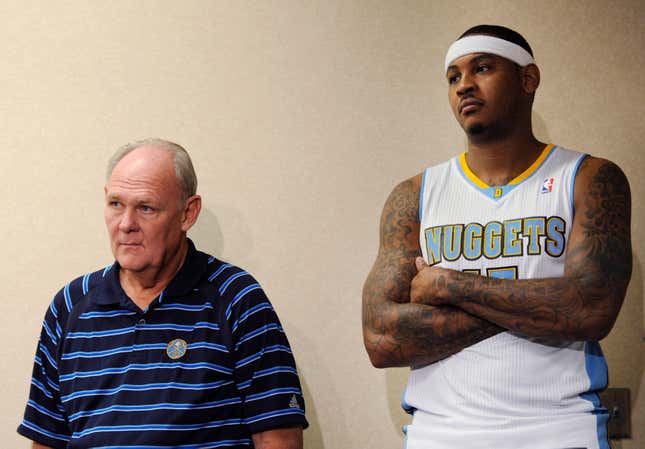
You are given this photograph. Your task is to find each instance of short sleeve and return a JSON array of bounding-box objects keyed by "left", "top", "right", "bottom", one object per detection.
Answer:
[
  {"left": 220, "top": 267, "right": 308, "bottom": 435},
  {"left": 17, "top": 292, "right": 72, "bottom": 448}
]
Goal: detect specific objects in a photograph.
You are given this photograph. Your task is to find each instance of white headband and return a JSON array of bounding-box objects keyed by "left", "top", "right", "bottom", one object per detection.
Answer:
[{"left": 445, "top": 35, "right": 535, "bottom": 72}]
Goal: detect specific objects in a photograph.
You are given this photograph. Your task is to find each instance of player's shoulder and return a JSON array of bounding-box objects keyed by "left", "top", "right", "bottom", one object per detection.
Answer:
[
  {"left": 387, "top": 173, "right": 423, "bottom": 206},
  {"left": 575, "top": 155, "right": 630, "bottom": 191}
]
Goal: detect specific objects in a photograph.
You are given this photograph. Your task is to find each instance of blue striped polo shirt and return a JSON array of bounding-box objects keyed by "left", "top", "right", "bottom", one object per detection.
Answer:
[{"left": 18, "top": 239, "right": 308, "bottom": 448}]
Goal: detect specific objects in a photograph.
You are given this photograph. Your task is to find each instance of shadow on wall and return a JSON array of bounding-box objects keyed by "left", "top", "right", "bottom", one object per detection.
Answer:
[
  {"left": 189, "top": 209, "right": 326, "bottom": 447},
  {"left": 188, "top": 207, "right": 225, "bottom": 257},
  {"left": 608, "top": 254, "right": 644, "bottom": 449},
  {"left": 282, "top": 321, "right": 327, "bottom": 449}
]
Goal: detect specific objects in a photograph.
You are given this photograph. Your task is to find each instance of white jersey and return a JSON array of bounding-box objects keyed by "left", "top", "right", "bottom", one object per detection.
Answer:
[{"left": 404, "top": 145, "right": 610, "bottom": 449}]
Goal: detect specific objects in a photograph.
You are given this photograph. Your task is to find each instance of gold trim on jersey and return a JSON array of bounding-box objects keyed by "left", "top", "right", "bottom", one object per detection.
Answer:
[{"left": 458, "top": 144, "right": 554, "bottom": 188}]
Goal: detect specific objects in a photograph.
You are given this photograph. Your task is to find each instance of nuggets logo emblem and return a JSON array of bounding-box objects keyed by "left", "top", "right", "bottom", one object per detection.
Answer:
[{"left": 166, "top": 339, "right": 188, "bottom": 360}]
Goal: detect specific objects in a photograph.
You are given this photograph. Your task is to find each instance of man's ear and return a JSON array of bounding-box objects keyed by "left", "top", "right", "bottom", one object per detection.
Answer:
[
  {"left": 521, "top": 63, "right": 540, "bottom": 94},
  {"left": 181, "top": 195, "right": 202, "bottom": 232}
]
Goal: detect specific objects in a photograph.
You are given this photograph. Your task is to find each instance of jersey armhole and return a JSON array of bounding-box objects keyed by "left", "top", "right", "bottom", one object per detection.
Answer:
[
  {"left": 419, "top": 168, "right": 427, "bottom": 222},
  {"left": 570, "top": 153, "right": 589, "bottom": 217}
]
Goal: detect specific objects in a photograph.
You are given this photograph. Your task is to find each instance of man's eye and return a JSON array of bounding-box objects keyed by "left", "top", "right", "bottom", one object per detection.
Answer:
[
  {"left": 109, "top": 201, "right": 121, "bottom": 208},
  {"left": 448, "top": 74, "right": 460, "bottom": 84},
  {"left": 141, "top": 205, "right": 154, "bottom": 213},
  {"left": 476, "top": 65, "right": 489, "bottom": 73}
]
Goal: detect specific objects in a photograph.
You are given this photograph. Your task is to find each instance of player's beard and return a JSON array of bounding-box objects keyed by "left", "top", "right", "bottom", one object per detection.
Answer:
[{"left": 466, "top": 123, "right": 485, "bottom": 136}]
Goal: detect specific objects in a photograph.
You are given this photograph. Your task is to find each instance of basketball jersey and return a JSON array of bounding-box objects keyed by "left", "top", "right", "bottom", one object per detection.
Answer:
[{"left": 404, "top": 145, "right": 610, "bottom": 449}]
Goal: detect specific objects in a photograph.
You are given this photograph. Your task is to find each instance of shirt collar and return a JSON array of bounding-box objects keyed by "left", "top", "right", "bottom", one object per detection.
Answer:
[{"left": 92, "top": 238, "right": 210, "bottom": 306}]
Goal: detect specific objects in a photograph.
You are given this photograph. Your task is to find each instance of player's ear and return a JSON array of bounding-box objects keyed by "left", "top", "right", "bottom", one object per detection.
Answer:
[{"left": 520, "top": 64, "right": 540, "bottom": 94}]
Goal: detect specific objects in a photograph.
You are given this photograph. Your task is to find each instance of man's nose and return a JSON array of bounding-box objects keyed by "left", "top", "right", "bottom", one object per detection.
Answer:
[
  {"left": 119, "top": 208, "right": 139, "bottom": 232},
  {"left": 456, "top": 73, "right": 475, "bottom": 96}
]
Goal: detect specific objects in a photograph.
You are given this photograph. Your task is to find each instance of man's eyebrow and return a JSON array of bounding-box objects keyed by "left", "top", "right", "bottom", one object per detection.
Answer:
[{"left": 446, "top": 54, "right": 497, "bottom": 74}]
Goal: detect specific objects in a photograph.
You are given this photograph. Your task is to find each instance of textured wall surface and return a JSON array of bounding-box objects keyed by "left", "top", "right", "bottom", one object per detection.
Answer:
[{"left": 1, "top": 1, "right": 642, "bottom": 448}]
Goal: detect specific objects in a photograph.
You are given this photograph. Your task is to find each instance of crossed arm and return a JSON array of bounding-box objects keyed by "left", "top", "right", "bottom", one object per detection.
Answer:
[
  {"left": 410, "top": 157, "right": 632, "bottom": 341},
  {"left": 362, "top": 157, "right": 632, "bottom": 370},
  {"left": 361, "top": 175, "right": 503, "bottom": 369}
]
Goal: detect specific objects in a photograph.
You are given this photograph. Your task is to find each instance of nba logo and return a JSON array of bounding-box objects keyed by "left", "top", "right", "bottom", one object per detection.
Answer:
[{"left": 541, "top": 178, "right": 554, "bottom": 193}]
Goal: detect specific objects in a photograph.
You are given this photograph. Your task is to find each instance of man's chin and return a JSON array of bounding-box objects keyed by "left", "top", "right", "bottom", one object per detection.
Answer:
[{"left": 115, "top": 255, "right": 148, "bottom": 273}]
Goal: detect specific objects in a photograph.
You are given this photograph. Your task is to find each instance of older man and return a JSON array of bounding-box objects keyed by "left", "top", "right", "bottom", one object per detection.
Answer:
[{"left": 19, "top": 139, "right": 307, "bottom": 448}]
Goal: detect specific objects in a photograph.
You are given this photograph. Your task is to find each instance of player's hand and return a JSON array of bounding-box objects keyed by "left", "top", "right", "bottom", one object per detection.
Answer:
[{"left": 410, "top": 257, "right": 452, "bottom": 306}]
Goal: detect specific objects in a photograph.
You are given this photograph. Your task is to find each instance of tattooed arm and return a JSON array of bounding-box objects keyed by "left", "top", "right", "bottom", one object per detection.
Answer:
[
  {"left": 411, "top": 158, "right": 632, "bottom": 341},
  {"left": 362, "top": 175, "right": 503, "bottom": 369}
]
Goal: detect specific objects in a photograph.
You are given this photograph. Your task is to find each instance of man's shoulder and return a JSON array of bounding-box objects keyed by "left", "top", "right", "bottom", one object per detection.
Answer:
[
  {"left": 196, "top": 252, "right": 265, "bottom": 298},
  {"left": 48, "top": 265, "right": 114, "bottom": 320}
]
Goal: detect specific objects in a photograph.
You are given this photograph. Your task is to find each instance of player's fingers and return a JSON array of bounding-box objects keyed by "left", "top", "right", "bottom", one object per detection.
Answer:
[{"left": 415, "top": 256, "right": 427, "bottom": 272}]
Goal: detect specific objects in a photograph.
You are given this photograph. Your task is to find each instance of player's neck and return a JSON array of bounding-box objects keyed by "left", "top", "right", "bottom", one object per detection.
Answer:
[{"left": 465, "top": 132, "right": 545, "bottom": 187}]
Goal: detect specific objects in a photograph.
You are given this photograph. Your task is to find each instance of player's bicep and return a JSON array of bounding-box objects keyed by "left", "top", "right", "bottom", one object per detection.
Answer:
[
  {"left": 567, "top": 157, "right": 631, "bottom": 282},
  {"left": 363, "top": 176, "right": 422, "bottom": 305},
  {"left": 565, "top": 157, "right": 631, "bottom": 332}
]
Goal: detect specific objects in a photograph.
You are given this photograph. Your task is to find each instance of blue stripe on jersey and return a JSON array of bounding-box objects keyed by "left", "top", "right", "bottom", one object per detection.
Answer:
[
  {"left": 102, "top": 265, "right": 113, "bottom": 277},
  {"left": 66, "top": 322, "right": 220, "bottom": 339},
  {"left": 60, "top": 361, "right": 234, "bottom": 382},
  {"left": 400, "top": 386, "right": 414, "bottom": 414},
  {"left": 93, "top": 439, "right": 252, "bottom": 449},
  {"left": 156, "top": 302, "right": 214, "bottom": 312},
  {"left": 219, "top": 271, "right": 250, "bottom": 295},
  {"left": 225, "top": 284, "right": 262, "bottom": 319},
  {"left": 235, "top": 324, "right": 283, "bottom": 350},
  {"left": 419, "top": 168, "right": 427, "bottom": 222},
  {"left": 237, "top": 366, "right": 299, "bottom": 389},
  {"left": 235, "top": 345, "right": 292, "bottom": 369},
  {"left": 49, "top": 300, "right": 59, "bottom": 320},
  {"left": 64, "top": 283, "right": 73, "bottom": 312},
  {"left": 62, "top": 343, "right": 168, "bottom": 359},
  {"left": 31, "top": 378, "right": 54, "bottom": 399},
  {"left": 232, "top": 303, "right": 273, "bottom": 333},
  {"left": 42, "top": 319, "right": 58, "bottom": 345},
  {"left": 570, "top": 153, "right": 589, "bottom": 216},
  {"left": 245, "top": 387, "right": 301, "bottom": 403},
  {"left": 27, "top": 399, "right": 65, "bottom": 421},
  {"left": 78, "top": 310, "right": 136, "bottom": 319},
  {"left": 68, "top": 397, "right": 242, "bottom": 421},
  {"left": 39, "top": 343, "right": 58, "bottom": 369},
  {"left": 244, "top": 408, "right": 305, "bottom": 424},
  {"left": 583, "top": 341, "right": 610, "bottom": 449},
  {"left": 208, "top": 263, "right": 232, "bottom": 281},
  {"left": 20, "top": 419, "right": 71, "bottom": 442},
  {"left": 82, "top": 273, "right": 90, "bottom": 294},
  {"left": 61, "top": 380, "right": 234, "bottom": 402},
  {"left": 73, "top": 418, "right": 243, "bottom": 438},
  {"left": 62, "top": 341, "right": 229, "bottom": 360}
]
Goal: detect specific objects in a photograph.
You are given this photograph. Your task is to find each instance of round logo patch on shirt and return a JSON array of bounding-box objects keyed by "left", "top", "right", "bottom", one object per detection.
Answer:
[{"left": 166, "top": 339, "right": 188, "bottom": 360}]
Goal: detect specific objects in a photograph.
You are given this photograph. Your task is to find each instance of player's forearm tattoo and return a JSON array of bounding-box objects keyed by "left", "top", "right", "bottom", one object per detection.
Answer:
[
  {"left": 440, "top": 159, "right": 631, "bottom": 340},
  {"left": 362, "top": 178, "right": 502, "bottom": 368}
]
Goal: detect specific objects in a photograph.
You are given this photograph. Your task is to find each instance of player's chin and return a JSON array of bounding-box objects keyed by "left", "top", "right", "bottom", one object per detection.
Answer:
[{"left": 465, "top": 122, "right": 485, "bottom": 136}]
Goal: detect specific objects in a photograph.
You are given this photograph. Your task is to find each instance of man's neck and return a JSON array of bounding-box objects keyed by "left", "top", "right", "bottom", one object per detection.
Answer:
[
  {"left": 465, "top": 133, "right": 546, "bottom": 187},
  {"left": 119, "top": 240, "right": 189, "bottom": 311}
]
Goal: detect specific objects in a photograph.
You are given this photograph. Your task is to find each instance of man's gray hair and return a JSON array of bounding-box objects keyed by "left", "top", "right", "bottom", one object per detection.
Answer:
[{"left": 107, "top": 138, "right": 198, "bottom": 201}]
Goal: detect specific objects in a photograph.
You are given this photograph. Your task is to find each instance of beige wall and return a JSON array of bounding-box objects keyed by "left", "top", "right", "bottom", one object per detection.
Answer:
[{"left": 1, "top": 1, "right": 643, "bottom": 447}]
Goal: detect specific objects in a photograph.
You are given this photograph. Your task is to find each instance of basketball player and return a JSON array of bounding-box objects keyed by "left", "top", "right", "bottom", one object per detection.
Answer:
[{"left": 362, "top": 25, "right": 631, "bottom": 449}]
